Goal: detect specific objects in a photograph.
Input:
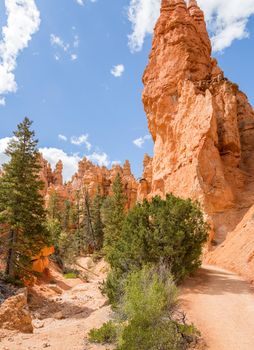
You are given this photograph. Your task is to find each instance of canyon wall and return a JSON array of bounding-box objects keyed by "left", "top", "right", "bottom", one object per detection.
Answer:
[{"left": 138, "top": 0, "right": 254, "bottom": 279}]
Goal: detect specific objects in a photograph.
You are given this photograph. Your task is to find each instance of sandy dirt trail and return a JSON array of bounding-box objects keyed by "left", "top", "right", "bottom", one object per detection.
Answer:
[
  {"left": 180, "top": 265, "right": 254, "bottom": 350},
  {"left": 1, "top": 262, "right": 254, "bottom": 350}
]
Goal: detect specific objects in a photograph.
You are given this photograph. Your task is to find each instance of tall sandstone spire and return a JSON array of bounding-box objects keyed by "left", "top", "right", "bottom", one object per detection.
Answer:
[{"left": 139, "top": 0, "right": 254, "bottom": 271}]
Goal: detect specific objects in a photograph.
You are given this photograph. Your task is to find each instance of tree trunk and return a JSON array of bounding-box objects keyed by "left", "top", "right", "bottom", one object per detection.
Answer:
[{"left": 5, "top": 229, "right": 16, "bottom": 277}]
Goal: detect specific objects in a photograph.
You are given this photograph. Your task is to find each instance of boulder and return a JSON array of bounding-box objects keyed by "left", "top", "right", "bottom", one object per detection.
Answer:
[{"left": 0, "top": 288, "right": 33, "bottom": 333}]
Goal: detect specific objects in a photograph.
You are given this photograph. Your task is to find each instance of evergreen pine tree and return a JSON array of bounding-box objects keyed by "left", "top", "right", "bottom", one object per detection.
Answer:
[
  {"left": 82, "top": 189, "right": 95, "bottom": 253},
  {"left": 0, "top": 118, "right": 49, "bottom": 278},
  {"left": 91, "top": 187, "right": 105, "bottom": 251},
  {"left": 71, "top": 190, "right": 82, "bottom": 253},
  {"left": 47, "top": 191, "right": 62, "bottom": 222},
  {"left": 62, "top": 199, "right": 71, "bottom": 231},
  {"left": 103, "top": 173, "right": 127, "bottom": 263}
]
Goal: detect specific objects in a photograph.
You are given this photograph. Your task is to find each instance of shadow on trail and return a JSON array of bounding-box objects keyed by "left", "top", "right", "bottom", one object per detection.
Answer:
[
  {"left": 180, "top": 267, "right": 254, "bottom": 297},
  {"left": 28, "top": 289, "right": 94, "bottom": 320}
]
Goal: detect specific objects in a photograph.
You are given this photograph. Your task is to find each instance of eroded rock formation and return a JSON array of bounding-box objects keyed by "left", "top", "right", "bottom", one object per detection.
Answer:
[
  {"left": 39, "top": 155, "right": 64, "bottom": 195},
  {"left": 138, "top": 0, "right": 254, "bottom": 279},
  {"left": 40, "top": 156, "right": 138, "bottom": 209},
  {"left": 137, "top": 154, "right": 153, "bottom": 202},
  {"left": 140, "top": 0, "right": 254, "bottom": 214},
  {"left": 32, "top": 247, "right": 55, "bottom": 273},
  {"left": 70, "top": 158, "right": 138, "bottom": 208},
  {"left": 36, "top": 156, "right": 137, "bottom": 273},
  {"left": 0, "top": 288, "right": 33, "bottom": 333}
]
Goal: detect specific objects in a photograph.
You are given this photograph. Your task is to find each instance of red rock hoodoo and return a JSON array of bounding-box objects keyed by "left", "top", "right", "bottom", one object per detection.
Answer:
[
  {"left": 138, "top": 0, "right": 254, "bottom": 279},
  {"left": 70, "top": 158, "right": 138, "bottom": 208},
  {"left": 40, "top": 156, "right": 138, "bottom": 209},
  {"left": 36, "top": 157, "right": 138, "bottom": 272}
]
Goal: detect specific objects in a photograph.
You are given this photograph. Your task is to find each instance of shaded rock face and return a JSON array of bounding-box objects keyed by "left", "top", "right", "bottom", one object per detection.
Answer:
[
  {"left": 140, "top": 0, "right": 254, "bottom": 214},
  {"left": 0, "top": 288, "right": 33, "bottom": 333},
  {"left": 139, "top": 0, "right": 254, "bottom": 279},
  {"left": 207, "top": 205, "right": 254, "bottom": 282}
]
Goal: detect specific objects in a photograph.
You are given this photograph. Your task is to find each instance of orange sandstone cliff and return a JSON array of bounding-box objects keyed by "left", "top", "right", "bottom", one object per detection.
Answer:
[{"left": 138, "top": 0, "right": 254, "bottom": 280}]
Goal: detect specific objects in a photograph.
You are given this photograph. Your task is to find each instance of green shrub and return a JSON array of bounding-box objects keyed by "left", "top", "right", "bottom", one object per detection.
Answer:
[
  {"left": 91, "top": 266, "right": 197, "bottom": 349},
  {"left": 117, "top": 266, "right": 197, "bottom": 350},
  {"left": 121, "top": 265, "right": 177, "bottom": 320},
  {"left": 64, "top": 272, "right": 78, "bottom": 279},
  {"left": 100, "top": 269, "right": 127, "bottom": 309},
  {"left": 88, "top": 321, "right": 118, "bottom": 344},
  {"left": 117, "top": 319, "right": 183, "bottom": 350}
]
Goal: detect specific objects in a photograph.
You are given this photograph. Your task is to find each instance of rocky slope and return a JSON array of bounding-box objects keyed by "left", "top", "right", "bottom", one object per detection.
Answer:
[
  {"left": 0, "top": 259, "right": 112, "bottom": 350},
  {"left": 138, "top": 0, "right": 254, "bottom": 279}
]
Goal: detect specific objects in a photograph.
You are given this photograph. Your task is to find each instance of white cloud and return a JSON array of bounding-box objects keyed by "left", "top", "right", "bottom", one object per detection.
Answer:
[
  {"left": 127, "top": 0, "right": 254, "bottom": 52},
  {"left": 0, "top": 137, "right": 13, "bottom": 166},
  {"left": 71, "top": 53, "right": 78, "bottom": 61},
  {"left": 73, "top": 35, "right": 79, "bottom": 48},
  {"left": 0, "top": 138, "right": 80, "bottom": 182},
  {"left": 40, "top": 147, "right": 81, "bottom": 182},
  {"left": 41, "top": 149, "right": 112, "bottom": 181},
  {"left": 71, "top": 134, "right": 92, "bottom": 150},
  {"left": 127, "top": 0, "right": 160, "bottom": 53},
  {"left": 111, "top": 64, "right": 125, "bottom": 78},
  {"left": 54, "top": 54, "right": 60, "bottom": 61},
  {"left": 0, "top": 0, "right": 40, "bottom": 104},
  {"left": 50, "top": 33, "right": 79, "bottom": 61},
  {"left": 87, "top": 152, "right": 110, "bottom": 167},
  {"left": 58, "top": 134, "right": 67, "bottom": 142},
  {"left": 50, "top": 34, "right": 69, "bottom": 52},
  {"left": 0, "top": 137, "right": 112, "bottom": 182},
  {"left": 198, "top": 0, "right": 254, "bottom": 52},
  {"left": 0, "top": 98, "right": 6, "bottom": 106},
  {"left": 75, "top": 0, "right": 97, "bottom": 5},
  {"left": 133, "top": 134, "right": 151, "bottom": 148},
  {"left": 112, "top": 160, "right": 121, "bottom": 166}
]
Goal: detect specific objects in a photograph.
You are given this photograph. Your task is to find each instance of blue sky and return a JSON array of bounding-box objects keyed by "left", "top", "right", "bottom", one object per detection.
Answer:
[{"left": 0, "top": 0, "right": 254, "bottom": 181}]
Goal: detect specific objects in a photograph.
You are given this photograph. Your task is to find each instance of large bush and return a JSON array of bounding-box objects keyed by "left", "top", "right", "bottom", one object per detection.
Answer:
[{"left": 108, "top": 195, "right": 208, "bottom": 282}]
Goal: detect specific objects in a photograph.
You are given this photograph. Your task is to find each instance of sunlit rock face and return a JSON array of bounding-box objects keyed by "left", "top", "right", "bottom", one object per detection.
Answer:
[
  {"left": 138, "top": 0, "right": 254, "bottom": 279},
  {"left": 140, "top": 0, "right": 254, "bottom": 214}
]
